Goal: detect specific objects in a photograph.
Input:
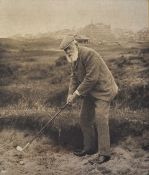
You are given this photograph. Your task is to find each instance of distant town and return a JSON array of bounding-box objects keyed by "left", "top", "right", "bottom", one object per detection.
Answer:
[{"left": 10, "top": 23, "right": 149, "bottom": 43}]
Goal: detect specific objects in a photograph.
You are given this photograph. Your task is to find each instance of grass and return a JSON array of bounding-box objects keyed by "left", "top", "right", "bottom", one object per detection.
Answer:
[{"left": 0, "top": 37, "right": 148, "bottom": 149}]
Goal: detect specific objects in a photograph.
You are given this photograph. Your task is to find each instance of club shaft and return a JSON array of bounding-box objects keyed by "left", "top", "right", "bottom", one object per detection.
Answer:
[
  {"left": 29, "top": 103, "right": 68, "bottom": 144},
  {"left": 22, "top": 142, "right": 30, "bottom": 151}
]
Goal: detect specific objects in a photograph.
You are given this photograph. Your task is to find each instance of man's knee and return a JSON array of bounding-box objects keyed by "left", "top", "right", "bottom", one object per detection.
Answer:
[
  {"left": 95, "top": 100, "right": 110, "bottom": 113},
  {"left": 95, "top": 100, "right": 110, "bottom": 124},
  {"left": 80, "top": 97, "right": 95, "bottom": 127}
]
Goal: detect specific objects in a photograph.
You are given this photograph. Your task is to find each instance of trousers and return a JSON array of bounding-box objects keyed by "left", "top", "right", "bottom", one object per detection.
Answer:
[{"left": 80, "top": 96, "right": 111, "bottom": 156}]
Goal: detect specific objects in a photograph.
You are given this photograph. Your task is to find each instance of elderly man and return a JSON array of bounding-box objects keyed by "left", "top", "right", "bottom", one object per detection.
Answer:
[{"left": 60, "top": 35, "right": 118, "bottom": 164}]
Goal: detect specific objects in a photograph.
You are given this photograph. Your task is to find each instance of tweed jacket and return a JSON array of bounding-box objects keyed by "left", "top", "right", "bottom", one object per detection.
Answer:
[{"left": 68, "top": 46, "right": 118, "bottom": 102}]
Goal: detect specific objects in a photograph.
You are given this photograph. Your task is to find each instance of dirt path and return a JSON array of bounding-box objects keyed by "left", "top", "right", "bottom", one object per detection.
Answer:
[{"left": 0, "top": 130, "right": 148, "bottom": 175}]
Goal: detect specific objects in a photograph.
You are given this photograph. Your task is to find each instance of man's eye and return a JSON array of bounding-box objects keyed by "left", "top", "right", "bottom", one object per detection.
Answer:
[{"left": 64, "top": 48, "right": 70, "bottom": 52}]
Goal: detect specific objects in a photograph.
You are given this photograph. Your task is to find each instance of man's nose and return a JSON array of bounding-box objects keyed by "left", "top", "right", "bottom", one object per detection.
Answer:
[{"left": 65, "top": 49, "right": 71, "bottom": 55}]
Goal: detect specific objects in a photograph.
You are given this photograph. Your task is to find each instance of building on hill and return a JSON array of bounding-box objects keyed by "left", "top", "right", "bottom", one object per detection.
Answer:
[
  {"left": 78, "top": 23, "right": 115, "bottom": 43},
  {"left": 75, "top": 35, "right": 90, "bottom": 44},
  {"left": 94, "top": 23, "right": 111, "bottom": 34}
]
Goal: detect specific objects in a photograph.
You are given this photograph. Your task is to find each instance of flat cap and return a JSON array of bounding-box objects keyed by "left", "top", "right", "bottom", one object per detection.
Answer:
[{"left": 60, "top": 35, "right": 75, "bottom": 50}]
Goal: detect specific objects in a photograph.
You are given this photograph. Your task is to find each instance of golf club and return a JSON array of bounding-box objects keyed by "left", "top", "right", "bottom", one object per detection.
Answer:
[{"left": 16, "top": 103, "right": 68, "bottom": 152}]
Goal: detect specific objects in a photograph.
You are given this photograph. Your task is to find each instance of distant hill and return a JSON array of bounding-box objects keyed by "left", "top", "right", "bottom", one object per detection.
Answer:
[
  {"left": 0, "top": 38, "right": 26, "bottom": 51},
  {"left": 50, "top": 29, "right": 76, "bottom": 39},
  {"left": 135, "top": 28, "right": 149, "bottom": 41},
  {"left": 0, "top": 37, "right": 61, "bottom": 51},
  {"left": 0, "top": 23, "right": 148, "bottom": 52},
  {"left": 112, "top": 28, "right": 135, "bottom": 41}
]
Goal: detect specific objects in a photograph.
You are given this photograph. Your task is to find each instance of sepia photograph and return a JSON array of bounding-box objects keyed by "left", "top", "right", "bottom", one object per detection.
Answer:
[{"left": 0, "top": 0, "right": 148, "bottom": 174}]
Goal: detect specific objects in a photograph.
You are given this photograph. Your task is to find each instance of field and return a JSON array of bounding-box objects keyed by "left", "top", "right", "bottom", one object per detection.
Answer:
[{"left": 0, "top": 37, "right": 148, "bottom": 175}]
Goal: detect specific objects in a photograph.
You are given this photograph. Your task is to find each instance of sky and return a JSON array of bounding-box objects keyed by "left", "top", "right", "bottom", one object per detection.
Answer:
[{"left": 0, "top": 0, "right": 148, "bottom": 37}]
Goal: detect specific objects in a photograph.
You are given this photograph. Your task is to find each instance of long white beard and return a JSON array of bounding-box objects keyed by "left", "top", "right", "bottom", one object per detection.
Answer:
[{"left": 66, "top": 49, "right": 78, "bottom": 63}]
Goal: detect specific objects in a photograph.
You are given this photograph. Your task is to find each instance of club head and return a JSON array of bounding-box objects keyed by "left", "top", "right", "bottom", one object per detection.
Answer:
[{"left": 16, "top": 146, "right": 23, "bottom": 152}]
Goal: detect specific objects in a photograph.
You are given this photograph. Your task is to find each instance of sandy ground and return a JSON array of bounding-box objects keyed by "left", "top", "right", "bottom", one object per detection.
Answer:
[{"left": 0, "top": 130, "right": 148, "bottom": 175}]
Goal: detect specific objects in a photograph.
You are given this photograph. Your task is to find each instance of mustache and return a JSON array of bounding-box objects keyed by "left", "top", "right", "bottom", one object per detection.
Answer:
[{"left": 66, "top": 50, "right": 78, "bottom": 62}]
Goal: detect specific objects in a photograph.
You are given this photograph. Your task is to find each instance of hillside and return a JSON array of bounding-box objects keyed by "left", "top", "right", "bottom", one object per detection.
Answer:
[{"left": 0, "top": 36, "right": 148, "bottom": 175}]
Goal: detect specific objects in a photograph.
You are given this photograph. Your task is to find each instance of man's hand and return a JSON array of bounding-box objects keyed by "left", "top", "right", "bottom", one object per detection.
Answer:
[
  {"left": 67, "top": 92, "right": 78, "bottom": 104},
  {"left": 67, "top": 94, "right": 73, "bottom": 104}
]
